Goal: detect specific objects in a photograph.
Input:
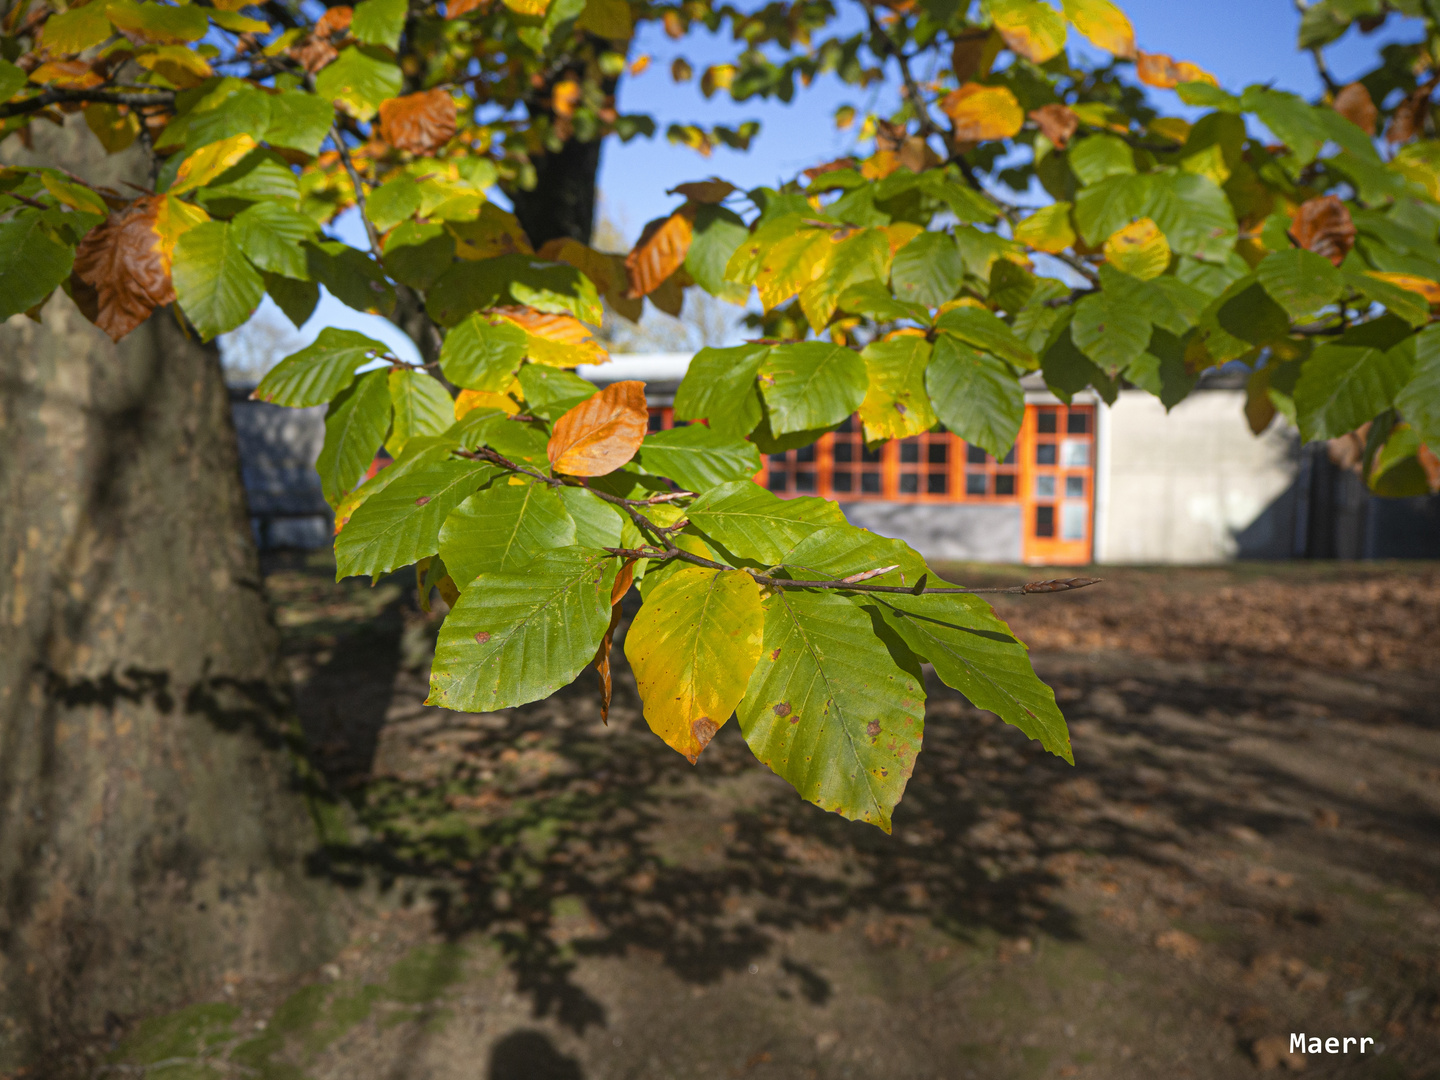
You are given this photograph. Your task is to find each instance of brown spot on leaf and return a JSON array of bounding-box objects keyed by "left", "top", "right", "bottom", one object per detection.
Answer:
[
  {"left": 415, "top": 495, "right": 432, "bottom": 506},
  {"left": 690, "top": 716, "right": 719, "bottom": 753},
  {"left": 474, "top": 631, "right": 491, "bottom": 644},
  {"left": 866, "top": 720, "right": 881, "bottom": 738},
  {"left": 773, "top": 701, "right": 791, "bottom": 717},
  {"left": 770, "top": 647, "right": 781, "bottom": 660}
]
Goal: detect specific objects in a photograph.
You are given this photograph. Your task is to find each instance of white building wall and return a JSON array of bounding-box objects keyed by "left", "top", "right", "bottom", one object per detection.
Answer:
[{"left": 1096, "top": 390, "right": 1299, "bottom": 564}]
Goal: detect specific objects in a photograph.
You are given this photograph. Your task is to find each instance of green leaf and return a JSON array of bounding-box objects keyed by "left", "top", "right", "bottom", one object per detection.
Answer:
[
  {"left": 1254, "top": 248, "right": 1343, "bottom": 319},
  {"left": 1073, "top": 173, "right": 1151, "bottom": 246},
  {"left": 427, "top": 548, "right": 617, "bottom": 712},
  {"left": 637, "top": 425, "right": 762, "bottom": 491},
  {"left": 1068, "top": 134, "right": 1134, "bottom": 186},
  {"left": 382, "top": 221, "right": 455, "bottom": 291},
  {"left": 737, "top": 589, "right": 925, "bottom": 832},
  {"left": 0, "top": 59, "right": 27, "bottom": 103},
  {"left": 857, "top": 335, "right": 936, "bottom": 441},
  {"left": 367, "top": 177, "right": 422, "bottom": 232},
  {"left": 230, "top": 202, "right": 318, "bottom": 280},
  {"left": 351, "top": 0, "right": 407, "bottom": 47},
  {"left": 171, "top": 221, "right": 265, "bottom": 341},
  {"left": 1040, "top": 313, "right": 1112, "bottom": 404},
  {"left": 1213, "top": 276, "right": 1291, "bottom": 347},
  {"left": 254, "top": 328, "right": 389, "bottom": 406},
  {"left": 263, "top": 94, "right": 335, "bottom": 156},
  {"left": 837, "top": 279, "right": 932, "bottom": 324},
  {"left": 1071, "top": 288, "right": 1152, "bottom": 374},
  {"left": 1295, "top": 320, "right": 1417, "bottom": 441},
  {"left": 387, "top": 368, "right": 453, "bottom": 456},
  {"left": 440, "top": 314, "right": 528, "bottom": 392},
  {"left": 317, "top": 369, "right": 392, "bottom": 506},
  {"left": 194, "top": 150, "right": 301, "bottom": 213},
  {"left": 1343, "top": 267, "right": 1431, "bottom": 328},
  {"left": 686, "top": 204, "right": 750, "bottom": 303},
  {"left": 1396, "top": 323, "right": 1440, "bottom": 447},
  {"left": 875, "top": 593, "right": 1072, "bottom": 763},
  {"left": 925, "top": 334, "right": 1025, "bottom": 459},
  {"left": 781, "top": 524, "right": 927, "bottom": 588},
  {"left": 1242, "top": 87, "right": 1326, "bottom": 167},
  {"left": 265, "top": 273, "right": 319, "bottom": 329},
  {"left": 889, "top": 231, "right": 963, "bottom": 308},
  {"left": 626, "top": 567, "right": 764, "bottom": 762},
  {"left": 335, "top": 459, "right": 493, "bottom": 579},
  {"left": 439, "top": 481, "right": 578, "bottom": 588},
  {"left": 673, "top": 343, "right": 770, "bottom": 438},
  {"left": 427, "top": 254, "right": 601, "bottom": 327},
  {"left": 686, "top": 480, "right": 848, "bottom": 564},
  {"left": 556, "top": 486, "right": 625, "bottom": 548},
  {"left": 0, "top": 215, "right": 74, "bottom": 321},
  {"left": 305, "top": 240, "right": 396, "bottom": 317},
  {"left": 1147, "top": 172, "right": 1238, "bottom": 264},
  {"left": 179, "top": 87, "right": 271, "bottom": 153},
  {"left": 460, "top": 412, "right": 551, "bottom": 469},
  {"left": 799, "top": 227, "right": 889, "bottom": 331},
  {"left": 333, "top": 434, "right": 459, "bottom": 530},
  {"left": 38, "top": 3, "right": 113, "bottom": 54},
  {"left": 934, "top": 306, "right": 1037, "bottom": 369},
  {"left": 314, "top": 46, "right": 404, "bottom": 122},
  {"left": 514, "top": 365, "right": 596, "bottom": 419},
  {"left": 1123, "top": 327, "right": 1196, "bottom": 410},
  {"left": 758, "top": 341, "right": 868, "bottom": 436},
  {"left": 108, "top": 0, "right": 208, "bottom": 42}
]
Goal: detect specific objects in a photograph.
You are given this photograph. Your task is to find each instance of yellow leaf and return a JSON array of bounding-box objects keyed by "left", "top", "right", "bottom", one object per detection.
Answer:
[
  {"left": 625, "top": 567, "right": 764, "bottom": 763},
  {"left": 1104, "top": 217, "right": 1170, "bottom": 280},
  {"left": 1149, "top": 116, "right": 1191, "bottom": 144},
  {"left": 1368, "top": 272, "right": 1440, "bottom": 304},
  {"left": 552, "top": 78, "right": 581, "bottom": 118},
  {"left": 1069, "top": 101, "right": 1131, "bottom": 133},
  {"left": 754, "top": 227, "right": 832, "bottom": 311},
  {"left": 494, "top": 305, "right": 609, "bottom": 368},
  {"left": 133, "top": 45, "right": 213, "bottom": 88},
  {"left": 502, "top": 0, "right": 549, "bottom": 14},
  {"left": 536, "top": 237, "right": 617, "bottom": 295},
  {"left": 1013, "top": 202, "right": 1075, "bottom": 254},
  {"left": 454, "top": 388, "right": 518, "bottom": 419},
  {"left": 41, "top": 2, "right": 115, "bottom": 55},
  {"left": 40, "top": 173, "right": 108, "bottom": 216},
  {"left": 574, "top": 0, "right": 632, "bottom": 40},
  {"left": 883, "top": 222, "right": 924, "bottom": 256},
  {"left": 447, "top": 203, "right": 532, "bottom": 259},
  {"left": 860, "top": 150, "right": 899, "bottom": 179},
  {"left": 1180, "top": 141, "right": 1230, "bottom": 186},
  {"left": 170, "top": 133, "right": 257, "bottom": 194},
  {"left": 1060, "top": 0, "right": 1135, "bottom": 58},
  {"left": 151, "top": 194, "right": 210, "bottom": 273},
  {"left": 858, "top": 334, "right": 936, "bottom": 441},
  {"left": 989, "top": 0, "right": 1067, "bottom": 64},
  {"left": 1136, "top": 50, "right": 1217, "bottom": 90},
  {"left": 941, "top": 83, "right": 1024, "bottom": 142}
]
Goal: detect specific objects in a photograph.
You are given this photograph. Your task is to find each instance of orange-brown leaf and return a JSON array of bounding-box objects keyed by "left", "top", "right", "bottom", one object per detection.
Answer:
[
  {"left": 1419, "top": 443, "right": 1440, "bottom": 491},
  {"left": 1333, "top": 82, "right": 1377, "bottom": 136},
  {"left": 803, "top": 157, "right": 860, "bottom": 180},
  {"left": 1290, "top": 195, "right": 1355, "bottom": 267},
  {"left": 72, "top": 195, "right": 175, "bottom": 342},
  {"left": 593, "top": 603, "right": 623, "bottom": 724},
  {"left": 29, "top": 60, "right": 101, "bottom": 88},
  {"left": 446, "top": 0, "right": 489, "bottom": 17},
  {"left": 547, "top": 379, "right": 648, "bottom": 476},
  {"left": 1368, "top": 272, "right": 1440, "bottom": 304},
  {"left": 535, "top": 237, "right": 617, "bottom": 294},
  {"left": 950, "top": 28, "right": 995, "bottom": 82},
  {"left": 377, "top": 90, "right": 457, "bottom": 155},
  {"left": 612, "top": 558, "right": 636, "bottom": 605},
  {"left": 315, "top": 6, "right": 353, "bottom": 35},
  {"left": 1135, "top": 50, "right": 1217, "bottom": 90},
  {"left": 289, "top": 35, "right": 337, "bottom": 72},
  {"left": 1029, "top": 103, "right": 1078, "bottom": 149},
  {"left": 552, "top": 78, "right": 581, "bottom": 118},
  {"left": 666, "top": 178, "right": 736, "bottom": 203},
  {"left": 1386, "top": 84, "right": 1431, "bottom": 144},
  {"left": 941, "top": 83, "right": 1024, "bottom": 142},
  {"left": 624, "top": 206, "right": 695, "bottom": 299}
]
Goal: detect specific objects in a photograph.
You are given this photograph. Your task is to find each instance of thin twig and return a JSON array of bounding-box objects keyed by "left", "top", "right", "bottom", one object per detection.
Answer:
[
  {"left": 0, "top": 86, "right": 175, "bottom": 120},
  {"left": 328, "top": 122, "right": 384, "bottom": 255},
  {"left": 860, "top": 0, "right": 940, "bottom": 140}
]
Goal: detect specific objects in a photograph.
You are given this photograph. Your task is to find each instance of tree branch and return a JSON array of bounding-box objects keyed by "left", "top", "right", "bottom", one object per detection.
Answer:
[{"left": 0, "top": 86, "right": 174, "bottom": 120}]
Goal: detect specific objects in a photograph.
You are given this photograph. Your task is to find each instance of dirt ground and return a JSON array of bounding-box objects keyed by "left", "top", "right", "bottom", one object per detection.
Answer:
[{"left": 100, "top": 559, "right": 1440, "bottom": 1080}]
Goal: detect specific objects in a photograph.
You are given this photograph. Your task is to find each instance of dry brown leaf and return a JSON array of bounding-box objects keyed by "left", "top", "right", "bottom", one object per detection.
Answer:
[
  {"left": 873, "top": 118, "right": 907, "bottom": 153},
  {"left": 803, "top": 157, "right": 860, "bottom": 180},
  {"left": 624, "top": 205, "right": 695, "bottom": 298},
  {"left": 666, "top": 179, "right": 735, "bottom": 203},
  {"left": 941, "top": 83, "right": 1024, "bottom": 142},
  {"left": 1386, "top": 83, "right": 1432, "bottom": 144},
  {"left": 896, "top": 135, "right": 940, "bottom": 174},
  {"left": 950, "top": 28, "right": 994, "bottom": 82},
  {"left": 377, "top": 90, "right": 456, "bottom": 155},
  {"left": 594, "top": 556, "right": 636, "bottom": 725},
  {"left": 72, "top": 195, "right": 175, "bottom": 342},
  {"left": 547, "top": 379, "right": 648, "bottom": 476},
  {"left": 662, "top": 10, "right": 683, "bottom": 37},
  {"left": 1029, "top": 103, "right": 1078, "bottom": 149},
  {"left": 1332, "top": 82, "right": 1377, "bottom": 136},
  {"left": 315, "top": 6, "right": 353, "bottom": 35},
  {"left": 289, "top": 36, "right": 337, "bottom": 72},
  {"left": 1135, "top": 50, "right": 1217, "bottom": 90},
  {"left": 1290, "top": 195, "right": 1355, "bottom": 267}
]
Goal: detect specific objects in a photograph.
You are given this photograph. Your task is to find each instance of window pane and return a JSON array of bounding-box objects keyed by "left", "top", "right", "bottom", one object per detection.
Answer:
[
  {"left": 1067, "top": 411, "right": 1090, "bottom": 434},
  {"left": 837, "top": 415, "right": 854, "bottom": 433},
  {"left": 833, "top": 442, "right": 853, "bottom": 463},
  {"left": 899, "top": 473, "right": 919, "bottom": 494},
  {"left": 1035, "top": 505, "right": 1055, "bottom": 537},
  {"left": 966, "top": 444, "right": 987, "bottom": 464},
  {"left": 994, "top": 474, "right": 1015, "bottom": 496},
  {"left": 796, "top": 444, "right": 816, "bottom": 463},
  {"left": 966, "top": 473, "right": 988, "bottom": 496},
  {"left": 768, "top": 473, "right": 788, "bottom": 493},
  {"left": 795, "top": 471, "right": 816, "bottom": 492},
  {"left": 648, "top": 413, "right": 664, "bottom": 432},
  {"left": 900, "top": 441, "right": 920, "bottom": 463},
  {"left": 1065, "top": 475, "right": 1085, "bottom": 497},
  {"left": 927, "top": 442, "right": 948, "bottom": 464},
  {"left": 1060, "top": 439, "right": 1090, "bottom": 467},
  {"left": 770, "top": 452, "right": 789, "bottom": 464},
  {"left": 861, "top": 445, "right": 882, "bottom": 464},
  {"left": 1061, "top": 502, "right": 1087, "bottom": 540},
  {"left": 1035, "top": 475, "right": 1056, "bottom": 498},
  {"left": 832, "top": 471, "right": 853, "bottom": 493},
  {"left": 1002, "top": 446, "right": 1016, "bottom": 465},
  {"left": 861, "top": 471, "right": 882, "bottom": 493},
  {"left": 926, "top": 472, "right": 948, "bottom": 494},
  {"left": 673, "top": 418, "right": 689, "bottom": 428},
  {"left": 1038, "top": 411, "right": 1058, "bottom": 433},
  {"left": 1036, "top": 443, "right": 1057, "bottom": 465}
]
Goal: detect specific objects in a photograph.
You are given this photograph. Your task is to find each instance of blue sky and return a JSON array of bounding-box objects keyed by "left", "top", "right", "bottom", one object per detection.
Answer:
[{"left": 223, "top": 0, "right": 1428, "bottom": 369}]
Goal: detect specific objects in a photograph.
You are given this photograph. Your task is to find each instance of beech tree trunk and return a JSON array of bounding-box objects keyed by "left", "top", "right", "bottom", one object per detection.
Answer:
[{"left": 0, "top": 122, "right": 343, "bottom": 1073}]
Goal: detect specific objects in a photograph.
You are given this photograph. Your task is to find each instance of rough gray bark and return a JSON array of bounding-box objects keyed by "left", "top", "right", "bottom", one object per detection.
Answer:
[{"left": 0, "top": 121, "right": 344, "bottom": 1072}]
